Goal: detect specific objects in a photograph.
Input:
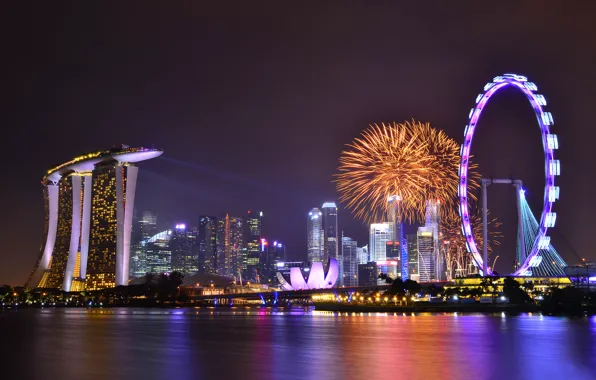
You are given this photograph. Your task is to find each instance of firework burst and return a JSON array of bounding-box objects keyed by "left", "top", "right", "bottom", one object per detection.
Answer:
[
  {"left": 440, "top": 207, "right": 502, "bottom": 277},
  {"left": 335, "top": 120, "right": 479, "bottom": 224}
]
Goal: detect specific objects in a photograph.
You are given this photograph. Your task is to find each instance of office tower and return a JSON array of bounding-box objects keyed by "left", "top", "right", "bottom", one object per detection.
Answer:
[
  {"left": 417, "top": 226, "right": 435, "bottom": 282},
  {"left": 229, "top": 216, "right": 245, "bottom": 281},
  {"left": 217, "top": 214, "right": 245, "bottom": 280},
  {"left": 369, "top": 223, "right": 392, "bottom": 262},
  {"left": 376, "top": 260, "right": 399, "bottom": 283},
  {"left": 129, "top": 215, "right": 143, "bottom": 278},
  {"left": 407, "top": 233, "right": 419, "bottom": 281},
  {"left": 197, "top": 216, "right": 217, "bottom": 274},
  {"left": 145, "top": 230, "right": 172, "bottom": 274},
  {"left": 358, "top": 262, "right": 377, "bottom": 287},
  {"left": 358, "top": 245, "right": 369, "bottom": 264},
  {"left": 260, "top": 240, "right": 285, "bottom": 283},
  {"left": 129, "top": 210, "right": 157, "bottom": 278},
  {"left": 216, "top": 218, "right": 228, "bottom": 276},
  {"left": 27, "top": 146, "right": 163, "bottom": 291},
  {"left": 170, "top": 224, "right": 198, "bottom": 275},
  {"left": 307, "top": 208, "right": 324, "bottom": 263},
  {"left": 245, "top": 211, "right": 262, "bottom": 281},
  {"left": 322, "top": 202, "right": 340, "bottom": 284},
  {"left": 321, "top": 202, "right": 338, "bottom": 262},
  {"left": 139, "top": 211, "right": 157, "bottom": 240},
  {"left": 341, "top": 236, "right": 358, "bottom": 287}
]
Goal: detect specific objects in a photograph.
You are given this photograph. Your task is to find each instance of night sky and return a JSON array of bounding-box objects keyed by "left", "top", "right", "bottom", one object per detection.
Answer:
[{"left": 2, "top": 2, "right": 596, "bottom": 285}]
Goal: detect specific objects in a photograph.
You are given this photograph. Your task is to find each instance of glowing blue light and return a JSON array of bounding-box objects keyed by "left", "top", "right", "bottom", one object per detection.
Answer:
[
  {"left": 547, "top": 134, "right": 559, "bottom": 150},
  {"left": 549, "top": 160, "right": 561, "bottom": 176},
  {"left": 535, "top": 94, "right": 547, "bottom": 106},
  {"left": 548, "top": 186, "right": 560, "bottom": 202},
  {"left": 537, "top": 236, "right": 551, "bottom": 250},
  {"left": 524, "top": 82, "right": 538, "bottom": 91},
  {"left": 276, "top": 262, "right": 285, "bottom": 268},
  {"left": 541, "top": 111, "right": 554, "bottom": 126},
  {"left": 545, "top": 212, "right": 557, "bottom": 228},
  {"left": 475, "top": 94, "right": 483, "bottom": 104}
]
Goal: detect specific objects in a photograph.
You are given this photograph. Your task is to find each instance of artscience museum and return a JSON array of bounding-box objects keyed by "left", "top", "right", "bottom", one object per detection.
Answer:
[{"left": 276, "top": 259, "right": 339, "bottom": 291}]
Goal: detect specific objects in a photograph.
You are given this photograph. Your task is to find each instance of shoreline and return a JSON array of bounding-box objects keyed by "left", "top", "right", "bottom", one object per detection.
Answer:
[{"left": 312, "top": 302, "right": 541, "bottom": 314}]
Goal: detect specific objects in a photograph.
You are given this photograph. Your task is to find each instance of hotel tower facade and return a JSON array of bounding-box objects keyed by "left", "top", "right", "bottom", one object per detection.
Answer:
[{"left": 26, "top": 146, "right": 162, "bottom": 291}]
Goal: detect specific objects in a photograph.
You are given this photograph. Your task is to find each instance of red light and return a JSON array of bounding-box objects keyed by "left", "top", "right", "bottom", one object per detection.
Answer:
[{"left": 248, "top": 210, "right": 251, "bottom": 214}]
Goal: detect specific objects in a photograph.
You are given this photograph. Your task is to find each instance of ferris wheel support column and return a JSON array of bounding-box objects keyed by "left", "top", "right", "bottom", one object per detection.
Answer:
[
  {"left": 514, "top": 180, "right": 526, "bottom": 263},
  {"left": 481, "top": 179, "right": 489, "bottom": 276}
]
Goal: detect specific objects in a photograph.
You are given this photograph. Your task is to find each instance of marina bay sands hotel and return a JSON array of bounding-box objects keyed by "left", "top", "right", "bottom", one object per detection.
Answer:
[{"left": 26, "top": 146, "right": 163, "bottom": 292}]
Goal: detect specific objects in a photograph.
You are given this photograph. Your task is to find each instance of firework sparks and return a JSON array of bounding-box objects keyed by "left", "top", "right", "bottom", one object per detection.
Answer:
[
  {"left": 335, "top": 120, "right": 479, "bottom": 224},
  {"left": 440, "top": 207, "right": 502, "bottom": 277}
]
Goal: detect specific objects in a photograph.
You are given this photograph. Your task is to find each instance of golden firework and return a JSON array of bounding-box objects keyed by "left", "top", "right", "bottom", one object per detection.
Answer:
[
  {"left": 335, "top": 120, "right": 479, "bottom": 224},
  {"left": 440, "top": 207, "right": 502, "bottom": 277}
]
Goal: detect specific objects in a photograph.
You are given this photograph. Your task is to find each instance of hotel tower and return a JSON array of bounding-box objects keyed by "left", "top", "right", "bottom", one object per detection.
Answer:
[{"left": 26, "top": 146, "right": 162, "bottom": 291}]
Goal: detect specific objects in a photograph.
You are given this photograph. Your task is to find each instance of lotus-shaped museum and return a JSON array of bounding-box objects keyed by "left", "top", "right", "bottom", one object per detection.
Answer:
[{"left": 276, "top": 259, "right": 338, "bottom": 291}]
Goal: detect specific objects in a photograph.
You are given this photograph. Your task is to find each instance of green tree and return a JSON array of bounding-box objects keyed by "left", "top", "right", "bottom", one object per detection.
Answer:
[{"left": 502, "top": 277, "right": 530, "bottom": 304}]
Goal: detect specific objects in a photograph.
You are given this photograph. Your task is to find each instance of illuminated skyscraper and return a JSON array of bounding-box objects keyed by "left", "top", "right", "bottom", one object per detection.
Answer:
[
  {"left": 27, "top": 146, "right": 162, "bottom": 291},
  {"left": 358, "top": 245, "right": 369, "bottom": 264},
  {"left": 170, "top": 223, "right": 198, "bottom": 275},
  {"left": 321, "top": 202, "right": 338, "bottom": 262},
  {"left": 417, "top": 226, "right": 435, "bottom": 282},
  {"left": 261, "top": 240, "right": 285, "bottom": 283},
  {"left": 139, "top": 211, "right": 157, "bottom": 240},
  {"left": 245, "top": 211, "right": 262, "bottom": 281},
  {"left": 387, "top": 195, "right": 407, "bottom": 279},
  {"left": 369, "top": 223, "right": 392, "bottom": 262},
  {"left": 407, "top": 233, "right": 419, "bottom": 281},
  {"left": 307, "top": 208, "right": 324, "bottom": 263},
  {"left": 197, "top": 215, "right": 217, "bottom": 274},
  {"left": 216, "top": 214, "right": 244, "bottom": 279},
  {"left": 228, "top": 216, "right": 245, "bottom": 281},
  {"left": 144, "top": 230, "right": 172, "bottom": 274},
  {"left": 341, "top": 235, "right": 358, "bottom": 287},
  {"left": 130, "top": 210, "right": 157, "bottom": 278}
]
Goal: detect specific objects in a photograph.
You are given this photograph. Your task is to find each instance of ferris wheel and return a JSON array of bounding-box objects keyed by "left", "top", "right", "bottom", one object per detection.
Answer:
[{"left": 458, "top": 73, "right": 560, "bottom": 276}]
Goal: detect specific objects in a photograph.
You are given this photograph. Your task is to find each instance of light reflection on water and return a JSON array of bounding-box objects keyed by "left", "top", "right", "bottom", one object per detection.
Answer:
[{"left": 1, "top": 308, "right": 596, "bottom": 380}]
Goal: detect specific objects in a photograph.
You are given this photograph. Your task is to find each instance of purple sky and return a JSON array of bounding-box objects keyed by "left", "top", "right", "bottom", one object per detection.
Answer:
[{"left": 2, "top": 2, "right": 595, "bottom": 285}]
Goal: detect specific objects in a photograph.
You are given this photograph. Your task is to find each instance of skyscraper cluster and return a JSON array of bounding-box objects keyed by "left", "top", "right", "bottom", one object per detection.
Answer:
[
  {"left": 128, "top": 210, "right": 286, "bottom": 285},
  {"left": 307, "top": 202, "right": 352, "bottom": 286},
  {"left": 353, "top": 198, "right": 447, "bottom": 286}
]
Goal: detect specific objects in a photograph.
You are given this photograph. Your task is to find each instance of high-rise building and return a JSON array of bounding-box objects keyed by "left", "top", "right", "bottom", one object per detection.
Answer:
[
  {"left": 144, "top": 230, "right": 172, "bottom": 274},
  {"left": 341, "top": 236, "right": 358, "bottom": 287},
  {"left": 425, "top": 199, "right": 445, "bottom": 281},
  {"left": 407, "top": 233, "right": 419, "bottom": 281},
  {"left": 307, "top": 208, "right": 324, "bottom": 263},
  {"left": 358, "top": 262, "right": 377, "bottom": 287},
  {"left": 261, "top": 240, "right": 286, "bottom": 283},
  {"left": 417, "top": 226, "right": 435, "bottom": 282},
  {"left": 27, "top": 146, "right": 162, "bottom": 291},
  {"left": 358, "top": 245, "right": 369, "bottom": 264},
  {"left": 139, "top": 210, "right": 157, "bottom": 240},
  {"left": 369, "top": 223, "right": 392, "bottom": 262},
  {"left": 129, "top": 210, "right": 157, "bottom": 278},
  {"left": 321, "top": 202, "right": 338, "bottom": 262},
  {"left": 216, "top": 218, "right": 227, "bottom": 276},
  {"left": 216, "top": 214, "right": 245, "bottom": 280},
  {"left": 322, "top": 202, "right": 340, "bottom": 284},
  {"left": 197, "top": 216, "right": 217, "bottom": 274},
  {"left": 245, "top": 211, "right": 262, "bottom": 281},
  {"left": 170, "top": 224, "right": 198, "bottom": 275}
]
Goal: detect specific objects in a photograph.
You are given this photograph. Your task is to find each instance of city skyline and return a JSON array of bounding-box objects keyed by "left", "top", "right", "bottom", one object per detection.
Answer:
[{"left": 3, "top": 3, "right": 596, "bottom": 285}]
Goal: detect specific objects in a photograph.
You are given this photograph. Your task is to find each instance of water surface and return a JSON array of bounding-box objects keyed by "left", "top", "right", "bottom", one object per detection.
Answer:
[{"left": 1, "top": 308, "right": 595, "bottom": 380}]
